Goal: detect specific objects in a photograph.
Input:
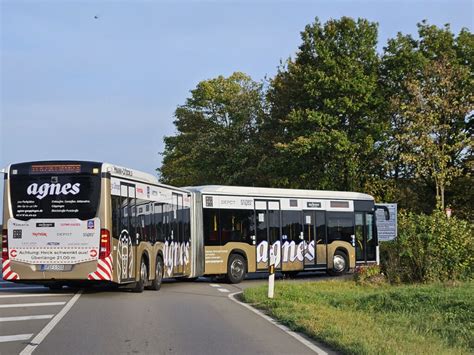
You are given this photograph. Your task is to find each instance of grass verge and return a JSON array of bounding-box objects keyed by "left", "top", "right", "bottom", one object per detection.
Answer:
[{"left": 242, "top": 280, "right": 473, "bottom": 354}]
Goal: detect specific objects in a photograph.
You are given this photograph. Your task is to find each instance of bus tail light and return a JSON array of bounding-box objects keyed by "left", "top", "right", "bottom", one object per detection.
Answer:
[
  {"left": 2, "top": 229, "right": 8, "bottom": 261},
  {"left": 99, "top": 229, "right": 111, "bottom": 259}
]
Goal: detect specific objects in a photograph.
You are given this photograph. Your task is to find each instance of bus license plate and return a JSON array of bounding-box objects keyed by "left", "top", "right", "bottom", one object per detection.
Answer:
[{"left": 40, "top": 264, "right": 66, "bottom": 271}]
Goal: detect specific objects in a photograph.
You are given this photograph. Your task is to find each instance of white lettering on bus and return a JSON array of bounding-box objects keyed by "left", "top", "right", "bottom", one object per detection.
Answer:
[
  {"left": 27, "top": 183, "right": 81, "bottom": 200},
  {"left": 257, "top": 240, "right": 311, "bottom": 265},
  {"left": 163, "top": 241, "right": 190, "bottom": 277}
]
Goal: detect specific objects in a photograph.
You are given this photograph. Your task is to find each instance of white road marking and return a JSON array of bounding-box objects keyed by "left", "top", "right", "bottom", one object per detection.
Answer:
[
  {"left": 0, "top": 287, "right": 48, "bottom": 291},
  {"left": 228, "top": 291, "right": 329, "bottom": 355},
  {"left": 0, "top": 281, "right": 14, "bottom": 284},
  {"left": 0, "top": 293, "right": 69, "bottom": 299},
  {"left": 209, "top": 284, "right": 221, "bottom": 287},
  {"left": 217, "top": 288, "right": 230, "bottom": 293},
  {"left": 0, "top": 334, "right": 33, "bottom": 343},
  {"left": 0, "top": 315, "right": 54, "bottom": 322},
  {"left": 20, "top": 290, "right": 82, "bottom": 355},
  {"left": 0, "top": 302, "right": 66, "bottom": 309}
]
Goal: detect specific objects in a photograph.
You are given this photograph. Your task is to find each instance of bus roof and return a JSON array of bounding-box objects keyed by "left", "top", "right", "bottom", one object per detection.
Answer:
[
  {"left": 4, "top": 160, "right": 188, "bottom": 193},
  {"left": 186, "top": 185, "right": 374, "bottom": 201},
  {"left": 102, "top": 162, "right": 158, "bottom": 184},
  {"left": 102, "top": 163, "right": 189, "bottom": 193}
]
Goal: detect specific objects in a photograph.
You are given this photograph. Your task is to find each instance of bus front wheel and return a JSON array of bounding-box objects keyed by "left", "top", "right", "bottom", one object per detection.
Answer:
[
  {"left": 226, "top": 254, "right": 246, "bottom": 284},
  {"left": 328, "top": 250, "right": 349, "bottom": 276}
]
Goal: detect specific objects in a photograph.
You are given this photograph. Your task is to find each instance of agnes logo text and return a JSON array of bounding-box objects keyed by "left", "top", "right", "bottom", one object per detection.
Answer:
[{"left": 27, "top": 183, "right": 81, "bottom": 200}]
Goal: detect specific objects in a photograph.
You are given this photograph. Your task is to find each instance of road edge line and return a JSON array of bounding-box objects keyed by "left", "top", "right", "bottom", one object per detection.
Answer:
[
  {"left": 228, "top": 291, "right": 328, "bottom": 355},
  {"left": 19, "top": 290, "right": 83, "bottom": 355}
]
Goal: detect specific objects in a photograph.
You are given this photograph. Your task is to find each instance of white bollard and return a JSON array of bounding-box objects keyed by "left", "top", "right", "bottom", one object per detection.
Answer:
[{"left": 268, "top": 248, "right": 275, "bottom": 299}]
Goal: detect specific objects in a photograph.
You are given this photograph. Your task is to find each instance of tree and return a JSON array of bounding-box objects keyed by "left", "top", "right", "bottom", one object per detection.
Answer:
[
  {"left": 158, "top": 72, "right": 266, "bottom": 186},
  {"left": 394, "top": 57, "right": 472, "bottom": 210},
  {"left": 382, "top": 22, "right": 473, "bottom": 212},
  {"left": 265, "top": 17, "right": 386, "bottom": 191}
]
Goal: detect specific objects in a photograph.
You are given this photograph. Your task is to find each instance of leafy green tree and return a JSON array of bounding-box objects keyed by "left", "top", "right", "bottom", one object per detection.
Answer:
[
  {"left": 265, "top": 17, "right": 386, "bottom": 191},
  {"left": 158, "top": 72, "right": 266, "bottom": 186},
  {"left": 394, "top": 57, "right": 472, "bottom": 210},
  {"left": 381, "top": 22, "right": 473, "bottom": 212}
]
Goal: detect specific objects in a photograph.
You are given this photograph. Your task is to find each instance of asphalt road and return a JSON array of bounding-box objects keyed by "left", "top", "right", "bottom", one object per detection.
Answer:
[{"left": 0, "top": 273, "right": 333, "bottom": 355}]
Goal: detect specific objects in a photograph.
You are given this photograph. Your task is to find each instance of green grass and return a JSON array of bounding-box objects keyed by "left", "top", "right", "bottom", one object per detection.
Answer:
[{"left": 242, "top": 280, "right": 473, "bottom": 354}]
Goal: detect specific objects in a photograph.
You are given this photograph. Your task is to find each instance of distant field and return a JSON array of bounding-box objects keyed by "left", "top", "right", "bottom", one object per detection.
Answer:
[{"left": 242, "top": 280, "right": 473, "bottom": 354}]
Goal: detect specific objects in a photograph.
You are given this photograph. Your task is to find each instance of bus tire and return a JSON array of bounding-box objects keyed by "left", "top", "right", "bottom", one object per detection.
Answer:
[
  {"left": 147, "top": 256, "right": 163, "bottom": 291},
  {"left": 328, "top": 250, "right": 349, "bottom": 276},
  {"left": 132, "top": 258, "right": 148, "bottom": 293},
  {"left": 226, "top": 254, "right": 246, "bottom": 284}
]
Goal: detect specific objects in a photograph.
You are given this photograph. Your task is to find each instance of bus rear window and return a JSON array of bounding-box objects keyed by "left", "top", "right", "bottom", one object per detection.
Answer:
[{"left": 9, "top": 163, "right": 101, "bottom": 221}]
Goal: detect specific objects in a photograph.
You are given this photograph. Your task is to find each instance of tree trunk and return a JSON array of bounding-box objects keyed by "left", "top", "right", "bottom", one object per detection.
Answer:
[{"left": 440, "top": 184, "right": 445, "bottom": 211}]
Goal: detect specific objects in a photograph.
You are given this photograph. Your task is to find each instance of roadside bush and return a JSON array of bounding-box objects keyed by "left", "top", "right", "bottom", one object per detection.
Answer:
[
  {"left": 380, "top": 211, "right": 473, "bottom": 283},
  {"left": 353, "top": 265, "right": 386, "bottom": 285}
]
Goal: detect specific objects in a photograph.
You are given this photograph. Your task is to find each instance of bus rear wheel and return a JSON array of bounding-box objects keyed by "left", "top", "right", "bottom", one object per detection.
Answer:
[
  {"left": 226, "top": 254, "right": 246, "bottom": 284},
  {"left": 133, "top": 258, "right": 148, "bottom": 293},
  {"left": 328, "top": 250, "right": 349, "bottom": 276},
  {"left": 147, "top": 256, "right": 163, "bottom": 291}
]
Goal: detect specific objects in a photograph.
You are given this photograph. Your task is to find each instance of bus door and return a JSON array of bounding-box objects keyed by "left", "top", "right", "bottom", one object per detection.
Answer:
[
  {"left": 355, "top": 212, "right": 376, "bottom": 263},
  {"left": 281, "top": 210, "right": 303, "bottom": 272},
  {"left": 172, "top": 193, "right": 184, "bottom": 275},
  {"left": 303, "top": 210, "right": 327, "bottom": 268},
  {"left": 118, "top": 183, "right": 136, "bottom": 282},
  {"left": 255, "top": 200, "right": 281, "bottom": 271}
]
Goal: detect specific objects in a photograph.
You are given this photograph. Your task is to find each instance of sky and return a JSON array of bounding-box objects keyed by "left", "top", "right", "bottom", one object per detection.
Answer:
[{"left": 1, "top": 0, "right": 472, "bottom": 184}]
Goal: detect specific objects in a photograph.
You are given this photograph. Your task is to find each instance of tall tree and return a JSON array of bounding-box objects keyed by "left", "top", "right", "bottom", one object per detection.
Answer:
[
  {"left": 381, "top": 22, "right": 473, "bottom": 212},
  {"left": 265, "top": 17, "right": 385, "bottom": 191},
  {"left": 158, "top": 72, "right": 266, "bottom": 186}
]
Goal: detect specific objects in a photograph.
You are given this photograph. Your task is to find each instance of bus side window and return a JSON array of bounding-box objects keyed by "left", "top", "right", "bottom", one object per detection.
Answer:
[
  {"left": 316, "top": 211, "right": 326, "bottom": 244},
  {"left": 220, "top": 209, "right": 232, "bottom": 244},
  {"left": 111, "top": 195, "right": 121, "bottom": 238},
  {"left": 154, "top": 203, "right": 164, "bottom": 242},
  {"left": 120, "top": 196, "right": 129, "bottom": 235},
  {"left": 129, "top": 198, "right": 136, "bottom": 243},
  {"left": 236, "top": 209, "right": 254, "bottom": 244},
  {"left": 282, "top": 210, "right": 302, "bottom": 244},
  {"left": 184, "top": 207, "right": 190, "bottom": 244},
  {"left": 219, "top": 209, "right": 255, "bottom": 245},
  {"left": 203, "top": 208, "right": 219, "bottom": 245},
  {"left": 327, "top": 212, "right": 354, "bottom": 244},
  {"left": 135, "top": 201, "right": 147, "bottom": 242}
]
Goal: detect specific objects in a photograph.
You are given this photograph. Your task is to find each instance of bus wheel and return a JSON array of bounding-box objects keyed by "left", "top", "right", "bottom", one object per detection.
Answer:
[
  {"left": 328, "top": 250, "right": 349, "bottom": 276},
  {"left": 226, "top": 254, "right": 246, "bottom": 284},
  {"left": 147, "top": 256, "right": 163, "bottom": 291},
  {"left": 133, "top": 258, "right": 148, "bottom": 293}
]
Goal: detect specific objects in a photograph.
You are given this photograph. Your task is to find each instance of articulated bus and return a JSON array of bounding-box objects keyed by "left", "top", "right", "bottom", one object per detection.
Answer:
[{"left": 2, "top": 161, "right": 383, "bottom": 291}]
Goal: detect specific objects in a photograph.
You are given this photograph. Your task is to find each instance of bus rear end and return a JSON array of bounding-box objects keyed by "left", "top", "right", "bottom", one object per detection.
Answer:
[{"left": 2, "top": 161, "right": 110, "bottom": 287}]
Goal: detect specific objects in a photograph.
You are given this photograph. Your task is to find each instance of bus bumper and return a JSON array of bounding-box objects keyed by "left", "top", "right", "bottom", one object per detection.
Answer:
[{"left": 2, "top": 259, "right": 104, "bottom": 281}]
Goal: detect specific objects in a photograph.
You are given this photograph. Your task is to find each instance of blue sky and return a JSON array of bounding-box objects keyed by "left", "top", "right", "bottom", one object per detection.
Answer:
[{"left": 1, "top": 0, "right": 472, "bottom": 181}]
